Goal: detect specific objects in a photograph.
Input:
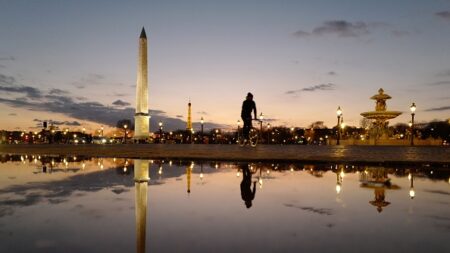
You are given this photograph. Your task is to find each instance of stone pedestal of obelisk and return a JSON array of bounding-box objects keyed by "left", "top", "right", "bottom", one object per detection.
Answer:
[{"left": 134, "top": 27, "right": 150, "bottom": 142}]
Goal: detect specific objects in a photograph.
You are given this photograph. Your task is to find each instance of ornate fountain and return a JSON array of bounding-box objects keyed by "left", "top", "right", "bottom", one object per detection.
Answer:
[{"left": 361, "top": 88, "right": 402, "bottom": 141}]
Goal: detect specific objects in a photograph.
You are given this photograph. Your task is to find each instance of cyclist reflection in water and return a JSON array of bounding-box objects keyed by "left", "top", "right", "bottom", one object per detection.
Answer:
[
  {"left": 240, "top": 164, "right": 256, "bottom": 208},
  {"left": 241, "top": 92, "right": 257, "bottom": 141}
]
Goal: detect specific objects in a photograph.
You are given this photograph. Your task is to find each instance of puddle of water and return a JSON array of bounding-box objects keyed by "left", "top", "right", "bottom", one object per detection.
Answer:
[{"left": 0, "top": 155, "right": 449, "bottom": 253}]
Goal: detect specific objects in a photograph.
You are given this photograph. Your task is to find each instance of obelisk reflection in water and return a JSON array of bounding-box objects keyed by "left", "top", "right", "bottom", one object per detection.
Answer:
[{"left": 134, "top": 159, "right": 149, "bottom": 253}]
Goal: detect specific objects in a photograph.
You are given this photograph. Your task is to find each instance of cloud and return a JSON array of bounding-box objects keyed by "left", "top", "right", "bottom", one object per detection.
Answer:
[
  {"left": 429, "top": 81, "right": 450, "bottom": 86},
  {"left": 425, "top": 106, "right": 450, "bottom": 112},
  {"left": 8, "top": 113, "right": 17, "bottom": 116},
  {"left": 176, "top": 115, "right": 183, "bottom": 118},
  {"left": 327, "top": 71, "right": 337, "bottom": 76},
  {"left": 286, "top": 83, "right": 336, "bottom": 95},
  {"left": 293, "top": 20, "right": 370, "bottom": 38},
  {"left": 436, "top": 11, "right": 450, "bottom": 20},
  {"left": 112, "top": 99, "right": 130, "bottom": 107},
  {"left": 0, "top": 73, "right": 226, "bottom": 130},
  {"left": 437, "top": 69, "right": 450, "bottom": 77},
  {"left": 0, "top": 56, "right": 15, "bottom": 61},
  {"left": 0, "top": 84, "right": 42, "bottom": 99},
  {"left": 391, "top": 30, "right": 410, "bottom": 37},
  {"left": 292, "top": 30, "right": 310, "bottom": 37},
  {"left": 113, "top": 93, "right": 128, "bottom": 97},
  {"left": 0, "top": 74, "right": 16, "bottom": 85},
  {"left": 71, "top": 73, "right": 105, "bottom": 89},
  {"left": 197, "top": 111, "right": 208, "bottom": 115},
  {"left": 0, "top": 92, "right": 223, "bottom": 130},
  {"left": 76, "top": 96, "right": 88, "bottom": 101},
  {"left": 33, "top": 119, "right": 81, "bottom": 126},
  {"left": 49, "top": 88, "right": 69, "bottom": 95},
  {"left": 0, "top": 73, "right": 43, "bottom": 99}
]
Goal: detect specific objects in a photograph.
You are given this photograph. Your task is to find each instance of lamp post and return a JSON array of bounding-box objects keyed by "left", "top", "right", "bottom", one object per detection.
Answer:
[
  {"left": 267, "top": 123, "right": 271, "bottom": 144},
  {"left": 215, "top": 129, "right": 219, "bottom": 144},
  {"left": 101, "top": 126, "right": 104, "bottom": 137},
  {"left": 259, "top": 113, "right": 264, "bottom": 142},
  {"left": 410, "top": 103, "right": 416, "bottom": 146},
  {"left": 237, "top": 120, "right": 241, "bottom": 143},
  {"left": 158, "top": 121, "right": 163, "bottom": 143},
  {"left": 200, "top": 117, "right": 204, "bottom": 143},
  {"left": 259, "top": 113, "right": 264, "bottom": 131},
  {"left": 336, "top": 106, "right": 342, "bottom": 145},
  {"left": 123, "top": 124, "right": 128, "bottom": 143}
]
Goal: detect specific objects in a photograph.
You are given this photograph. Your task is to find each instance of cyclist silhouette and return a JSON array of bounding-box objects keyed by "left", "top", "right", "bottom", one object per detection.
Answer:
[{"left": 241, "top": 92, "right": 257, "bottom": 142}]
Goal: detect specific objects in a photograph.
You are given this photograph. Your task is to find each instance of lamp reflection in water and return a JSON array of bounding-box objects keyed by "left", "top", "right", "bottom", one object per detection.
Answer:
[
  {"left": 335, "top": 165, "right": 344, "bottom": 194},
  {"left": 134, "top": 159, "right": 150, "bottom": 253},
  {"left": 409, "top": 173, "right": 415, "bottom": 199}
]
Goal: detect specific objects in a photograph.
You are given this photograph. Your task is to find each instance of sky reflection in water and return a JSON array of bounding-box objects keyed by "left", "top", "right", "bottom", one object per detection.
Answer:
[{"left": 0, "top": 155, "right": 449, "bottom": 253}]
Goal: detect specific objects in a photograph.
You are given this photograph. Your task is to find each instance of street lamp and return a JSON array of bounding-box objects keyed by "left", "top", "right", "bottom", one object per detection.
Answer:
[
  {"left": 267, "top": 123, "right": 271, "bottom": 144},
  {"left": 123, "top": 124, "right": 128, "bottom": 143},
  {"left": 158, "top": 121, "right": 163, "bottom": 143},
  {"left": 200, "top": 117, "right": 204, "bottom": 143},
  {"left": 101, "top": 126, "right": 104, "bottom": 137},
  {"left": 259, "top": 113, "right": 264, "bottom": 139},
  {"left": 410, "top": 103, "right": 416, "bottom": 146},
  {"left": 237, "top": 120, "right": 241, "bottom": 142},
  {"left": 336, "top": 106, "right": 342, "bottom": 145}
]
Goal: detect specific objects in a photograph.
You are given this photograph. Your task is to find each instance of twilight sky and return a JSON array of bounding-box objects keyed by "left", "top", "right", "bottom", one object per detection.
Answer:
[{"left": 0, "top": 0, "right": 449, "bottom": 132}]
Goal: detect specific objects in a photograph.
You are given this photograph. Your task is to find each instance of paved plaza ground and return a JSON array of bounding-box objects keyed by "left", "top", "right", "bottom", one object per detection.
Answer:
[{"left": 0, "top": 144, "right": 449, "bottom": 165}]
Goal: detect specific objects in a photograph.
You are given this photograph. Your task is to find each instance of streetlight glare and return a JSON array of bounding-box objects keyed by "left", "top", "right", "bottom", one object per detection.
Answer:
[
  {"left": 337, "top": 106, "right": 342, "bottom": 116},
  {"left": 409, "top": 189, "right": 415, "bottom": 199},
  {"left": 410, "top": 102, "right": 416, "bottom": 113}
]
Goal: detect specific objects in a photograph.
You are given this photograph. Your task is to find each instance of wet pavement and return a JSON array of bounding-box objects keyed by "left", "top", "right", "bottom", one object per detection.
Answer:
[
  {"left": 0, "top": 156, "right": 449, "bottom": 253},
  {"left": 0, "top": 144, "right": 449, "bottom": 165}
]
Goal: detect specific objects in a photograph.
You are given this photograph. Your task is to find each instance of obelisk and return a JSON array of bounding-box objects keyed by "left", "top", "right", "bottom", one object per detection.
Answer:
[
  {"left": 134, "top": 27, "right": 150, "bottom": 142},
  {"left": 186, "top": 100, "right": 192, "bottom": 131}
]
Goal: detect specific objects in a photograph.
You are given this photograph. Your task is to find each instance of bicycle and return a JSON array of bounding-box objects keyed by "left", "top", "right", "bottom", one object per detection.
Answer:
[{"left": 238, "top": 119, "right": 261, "bottom": 147}]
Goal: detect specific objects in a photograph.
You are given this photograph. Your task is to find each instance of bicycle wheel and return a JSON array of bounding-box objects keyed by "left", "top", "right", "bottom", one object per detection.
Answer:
[
  {"left": 248, "top": 128, "right": 258, "bottom": 147},
  {"left": 238, "top": 134, "right": 246, "bottom": 146},
  {"left": 237, "top": 130, "right": 247, "bottom": 146}
]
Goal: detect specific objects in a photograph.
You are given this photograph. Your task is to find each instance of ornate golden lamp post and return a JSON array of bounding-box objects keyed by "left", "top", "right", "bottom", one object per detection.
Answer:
[
  {"left": 237, "top": 120, "right": 241, "bottom": 142},
  {"left": 123, "top": 124, "right": 128, "bottom": 143},
  {"left": 259, "top": 113, "right": 264, "bottom": 132},
  {"left": 336, "top": 106, "right": 342, "bottom": 145},
  {"left": 200, "top": 117, "right": 204, "bottom": 143},
  {"left": 410, "top": 103, "right": 416, "bottom": 146}
]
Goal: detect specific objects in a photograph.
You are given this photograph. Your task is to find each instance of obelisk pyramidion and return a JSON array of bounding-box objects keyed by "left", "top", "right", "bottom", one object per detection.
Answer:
[{"left": 134, "top": 27, "right": 149, "bottom": 141}]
